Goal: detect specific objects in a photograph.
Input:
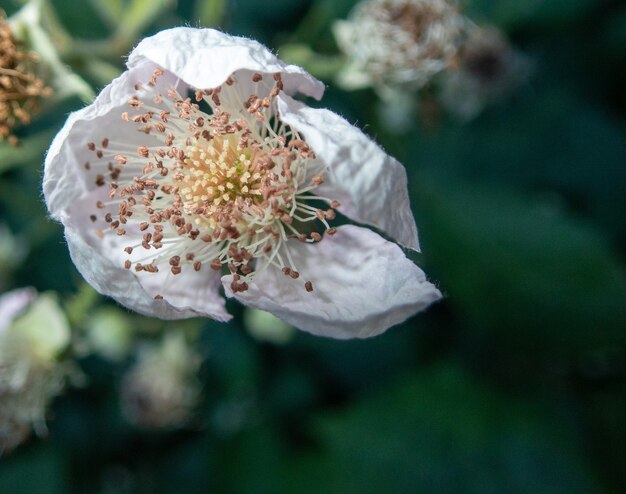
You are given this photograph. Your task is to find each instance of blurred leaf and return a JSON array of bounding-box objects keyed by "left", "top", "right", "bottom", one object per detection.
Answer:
[
  {"left": 116, "top": 0, "right": 174, "bottom": 40},
  {"left": 465, "top": 0, "right": 599, "bottom": 29},
  {"left": 0, "top": 131, "right": 54, "bottom": 174},
  {"left": 279, "top": 44, "right": 344, "bottom": 79},
  {"left": 195, "top": 0, "right": 226, "bottom": 28},
  {"left": 90, "top": 0, "right": 125, "bottom": 26},
  {"left": 288, "top": 365, "right": 602, "bottom": 494},
  {"left": 0, "top": 444, "right": 68, "bottom": 494},
  {"left": 407, "top": 86, "right": 626, "bottom": 240},
  {"left": 411, "top": 174, "right": 626, "bottom": 355}
]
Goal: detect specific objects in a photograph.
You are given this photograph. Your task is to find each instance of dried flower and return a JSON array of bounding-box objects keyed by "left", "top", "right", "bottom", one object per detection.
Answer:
[
  {"left": 333, "top": 0, "right": 466, "bottom": 96},
  {"left": 44, "top": 28, "right": 441, "bottom": 339},
  {"left": 0, "top": 10, "right": 52, "bottom": 145},
  {"left": 0, "top": 288, "right": 71, "bottom": 454},
  {"left": 120, "top": 333, "right": 201, "bottom": 429},
  {"left": 439, "top": 26, "right": 530, "bottom": 120}
]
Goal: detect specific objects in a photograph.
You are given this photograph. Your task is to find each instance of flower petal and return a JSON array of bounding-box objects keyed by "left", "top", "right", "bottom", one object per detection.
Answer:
[
  {"left": 277, "top": 94, "right": 420, "bottom": 251},
  {"left": 128, "top": 27, "right": 324, "bottom": 100},
  {"left": 223, "top": 225, "right": 441, "bottom": 339},
  {"left": 62, "top": 193, "right": 231, "bottom": 321},
  {"left": 44, "top": 59, "right": 167, "bottom": 218}
]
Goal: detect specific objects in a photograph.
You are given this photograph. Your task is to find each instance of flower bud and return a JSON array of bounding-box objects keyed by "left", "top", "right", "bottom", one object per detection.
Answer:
[
  {"left": 120, "top": 333, "right": 201, "bottom": 429},
  {"left": 0, "top": 288, "right": 71, "bottom": 454}
]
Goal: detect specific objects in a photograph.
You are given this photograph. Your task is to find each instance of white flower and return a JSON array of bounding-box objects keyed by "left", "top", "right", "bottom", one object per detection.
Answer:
[
  {"left": 0, "top": 288, "right": 71, "bottom": 453},
  {"left": 333, "top": 0, "right": 466, "bottom": 96},
  {"left": 44, "top": 27, "right": 441, "bottom": 339},
  {"left": 120, "top": 332, "right": 201, "bottom": 429},
  {"left": 439, "top": 26, "right": 530, "bottom": 120}
]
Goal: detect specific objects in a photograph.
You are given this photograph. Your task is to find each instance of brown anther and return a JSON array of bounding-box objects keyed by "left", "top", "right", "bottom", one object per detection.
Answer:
[
  {"left": 101, "top": 138, "right": 109, "bottom": 148},
  {"left": 154, "top": 295, "right": 163, "bottom": 300},
  {"left": 312, "top": 176, "right": 324, "bottom": 185},
  {"left": 169, "top": 256, "right": 181, "bottom": 266},
  {"left": 289, "top": 270, "right": 300, "bottom": 279},
  {"left": 311, "top": 232, "right": 322, "bottom": 242},
  {"left": 138, "top": 145, "right": 149, "bottom": 157},
  {"left": 124, "top": 246, "right": 134, "bottom": 254},
  {"left": 331, "top": 200, "right": 341, "bottom": 209},
  {"left": 282, "top": 267, "right": 292, "bottom": 276},
  {"left": 325, "top": 208, "right": 336, "bottom": 220},
  {"left": 211, "top": 258, "right": 222, "bottom": 270},
  {"left": 89, "top": 215, "right": 97, "bottom": 222},
  {"left": 115, "top": 155, "right": 128, "bottom": 165},
  {"left": 87, "top": 142, "right": 96, "bottom": 151},
  {"left": 326, "top": 227, "right": 337, "bottom": 236},
  {"left": 124, "top": 260, "right": 131, "bottom": 269},
  {"left": 305, "top": 281, "right": 314, "bottom": 292},
  {"left": 96, "top": 150, "right": 104, "bottom": 159},
  {"left": 171, "top": 265, "right": 182, "bottom": 275},
  {"left": 121, "top": 112, "right": 130, "bottom": 121},
  {"left": 95, "top": 175, "right": 105, "bottom": 187},
  {"left": 84, "top": 162, "right": 91, "bottom": 170},
  {"left": 252, "top": 73, "right": 263, "bottom": 82},
  {"left": 193, "top": 261, "right": 202, "bottom": 271}
]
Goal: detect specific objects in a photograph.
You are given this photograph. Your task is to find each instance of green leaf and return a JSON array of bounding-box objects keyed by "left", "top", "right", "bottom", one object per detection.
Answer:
[
  {"left": 89, "top": 0, "right": 125, "bottom": 26},
  {"left": 465, "top": 0, "right": 598, "bottom": 29},
  {"left": 116, "top": 0, "right": 174, "bottom": 40},
  {"left": 194, "top": 0, "right": 226, "bottom": 28},
  {"left": 411, "top": 174, "right": 626, "bottom": 355},
  {"left": 292, "top": 366, "right": 602, "bottom": 494},
  {"left": 0, "top": 131, "right": 54, "bottom": 174},
  {"left": 0, "top": 444, "right": 68, "bottom": 494}
]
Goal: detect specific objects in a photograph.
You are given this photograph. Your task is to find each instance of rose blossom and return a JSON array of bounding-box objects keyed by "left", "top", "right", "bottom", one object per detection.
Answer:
[{"left": 44, "top": 28, "right": 441, "bottom": 339}]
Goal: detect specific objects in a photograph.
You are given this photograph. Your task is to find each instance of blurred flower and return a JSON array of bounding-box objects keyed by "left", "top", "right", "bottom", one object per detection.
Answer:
[
  {"left": 85, "top": 307, "right": 133, "bottom": 362},
  {"left": 44, "top": 27, "right": 441, "bottom": 339},
  {"left": 244, "top": 308, "right": 295, "bottom": 345},
  {"left": 333, "top": 0, "right": 466, "bottom": 97},
  {"left": 439, "top": 26, "right": 530, "bottom": 120},
  {"left": 0, "top": 288, "right": 71, "bottom": 454},
  {"left": 120, "top": 332, "right": 201, "bottom": 429},
  {"left": 0, "top": 10, "right": 52, "bottom": 145}
]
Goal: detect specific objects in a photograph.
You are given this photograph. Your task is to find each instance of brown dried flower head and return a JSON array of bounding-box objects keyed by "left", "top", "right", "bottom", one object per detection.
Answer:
[{"left": 0, "top": 11, "right": 52, "bottom": 144}]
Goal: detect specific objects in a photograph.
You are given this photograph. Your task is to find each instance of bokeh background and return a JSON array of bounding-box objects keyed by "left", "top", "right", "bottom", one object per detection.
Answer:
[{"left": 0, "top": 0, "right": 625, "bottom": 492}]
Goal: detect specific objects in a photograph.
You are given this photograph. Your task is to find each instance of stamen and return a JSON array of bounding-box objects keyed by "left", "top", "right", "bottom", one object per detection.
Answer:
[{"left": 87, "top": 70, "right": 338, "bottom": 293}]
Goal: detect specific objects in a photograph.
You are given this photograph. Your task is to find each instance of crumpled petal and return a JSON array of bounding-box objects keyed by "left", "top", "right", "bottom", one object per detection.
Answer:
[
  {"left": 128, "top": 27, "right": 325, "bottom": 100},
  {"left": 277, "top": 94, "right": 420, "bottom": 251},
  {"left": 43, "top": 59, "right": 231, "bottom": 320},
  {"left": 63, "top": 193, "right": 230, "bottom": 321},
  {"left": 44, "top": 59, "right": 163, "bottom": 218},
  {"left": 223, "top": 225, "right": 441, "bottom": 339}
]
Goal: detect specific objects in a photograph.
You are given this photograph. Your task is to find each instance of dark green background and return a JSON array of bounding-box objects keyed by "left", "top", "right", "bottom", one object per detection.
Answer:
[{"left": 0, "top": 0, "right": 624, "bottom": 492}]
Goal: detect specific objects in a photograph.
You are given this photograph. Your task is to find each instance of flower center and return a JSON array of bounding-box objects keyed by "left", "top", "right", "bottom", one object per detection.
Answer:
[{"left": 85, "top": 69, "right": 337, "bottom": 295}]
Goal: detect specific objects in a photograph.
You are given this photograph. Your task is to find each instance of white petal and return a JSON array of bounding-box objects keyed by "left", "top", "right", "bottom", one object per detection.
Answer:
[
  {"left": 223, "top": 226, "right": 441, "bottom": 339},
  {"left": 128, "top": 27, "right": 324, "bottom": 100},
  {"left": 277, "top": 94, "right": 420, "bottom": 251},
  {"left": 62, "top": 193, "right": 231, "bottom": 322},
  {"left": 44, "top": 59, "right": 166, "bottom": 218},
  {"left": 0, "top": 288, "right": 37, "bottom": 333}
]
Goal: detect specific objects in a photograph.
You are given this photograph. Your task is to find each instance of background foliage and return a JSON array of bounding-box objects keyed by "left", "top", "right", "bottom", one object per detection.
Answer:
[{"left": 0, "top": 0, "right": 625, "bottom": 492}]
